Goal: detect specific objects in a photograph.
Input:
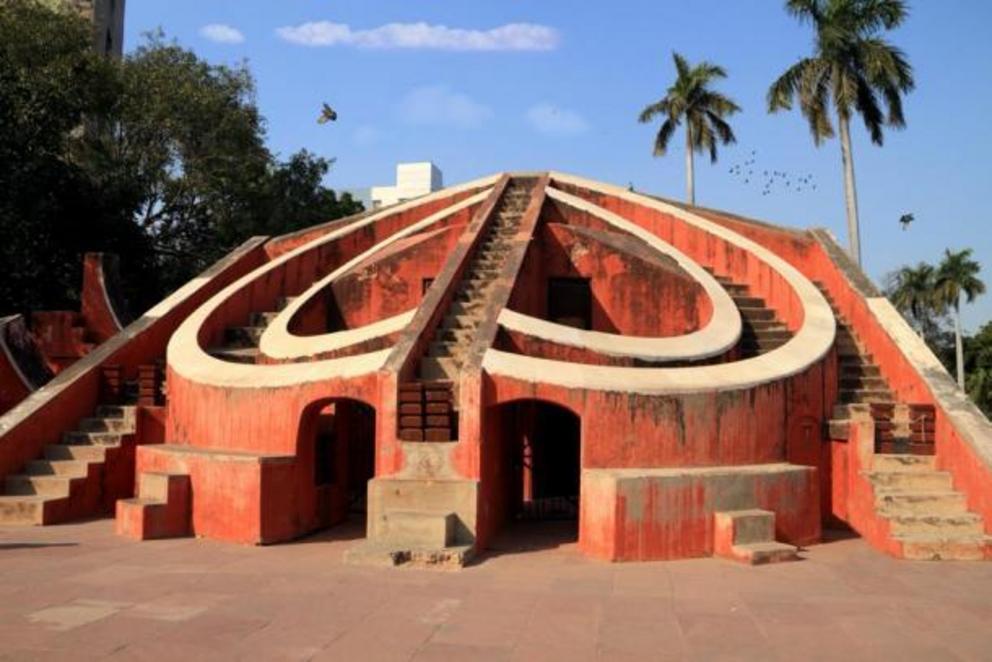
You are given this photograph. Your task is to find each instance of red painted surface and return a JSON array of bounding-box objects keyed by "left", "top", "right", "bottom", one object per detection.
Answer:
[
  {"left": 8, "top": 172, "right": 992, "bottom": 564},
  {"left": 80, "top": 253, "right": 126, "bottom": 343},
  {"left": 0, "top": 350, "right": 31, "bottom": 416},
  {"left": 578, "top": 467, "right": 819, "bottom": 562},
  {"left": 0, "top": 239, "right": 267, "bottom": 485}
]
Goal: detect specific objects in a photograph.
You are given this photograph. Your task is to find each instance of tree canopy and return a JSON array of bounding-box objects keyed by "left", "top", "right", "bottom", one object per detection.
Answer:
[
  {"left": 0, "top": 2, "right": 362, "bottom": 316},
  {"left": 767, "top": 0, "right": 914, "bottom": 146}
]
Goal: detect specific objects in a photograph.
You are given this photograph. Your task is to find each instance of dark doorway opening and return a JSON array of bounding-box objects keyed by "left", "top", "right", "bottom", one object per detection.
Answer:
[
  {"left": 488, "top": 400, "right": 581, "bottom": 554},
  {"left": 548, "top": 278, "right": 592, "bottom": 330},
  {"left": 305, "top": 399, "right": 376, "bottom": 534}
]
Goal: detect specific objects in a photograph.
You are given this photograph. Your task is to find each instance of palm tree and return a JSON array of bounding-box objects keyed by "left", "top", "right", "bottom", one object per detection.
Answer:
[
  {"left": 886, "top": 262, "right": 937, "bottom": 335},
  {"left": 639, "top": 52, "right": 741, "bottom": 205},
  {"left": 768, "top": 0, "right": 914, "bottom": 266},
  {"left": 935, "top": 249, "right": 985, "bottom": 389}
]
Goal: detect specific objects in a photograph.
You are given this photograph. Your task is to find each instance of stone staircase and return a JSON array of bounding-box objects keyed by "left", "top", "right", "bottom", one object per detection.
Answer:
[
  {"left": 116, "top": 471, "right": 191, "bottom": 540},
  {"left": 208, "top": 296, "right": 296, "bottom": 365},
  {"left": 867, "top": 454, "right": 991, "bottom": 560},
  {"left": 813, "top": 283, "right": 987, "bottom": 559},
  {"left": 397, "top": 181, "right": 533, "bottom": 444},
  {"left": 706, "top": 272, "right": 793, "bottom": 359},
  {"left": 0, "top": 404, "right": 136, "bottom": 525},
  {"left": 714, "top": 509, "right": 798, "bottom": 564},
  {"left": 419, "top": 182, "right": 532, "bottom": 381},
  {"left": 813, "top": 284, "right": 937, "bottom": 454}
]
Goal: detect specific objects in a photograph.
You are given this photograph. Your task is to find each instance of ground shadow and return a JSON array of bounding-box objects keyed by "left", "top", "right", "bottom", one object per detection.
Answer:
[
  {"left": 818, "top": 527, "right": 860, "bottom": 545},
  {"left": 469, "top": 519, "right": 579, "bottom": 565},
  {"left": 284, "top": 515, "right": 367, "bottom": 546},
  {"left": 0, "top": 542, "right": 79, "bottom": 550}
]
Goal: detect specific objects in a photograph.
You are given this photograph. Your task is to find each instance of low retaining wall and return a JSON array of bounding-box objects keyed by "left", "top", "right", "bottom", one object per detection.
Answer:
[{"left": 580, "top": 463, "right": 819, "bottom": 561}]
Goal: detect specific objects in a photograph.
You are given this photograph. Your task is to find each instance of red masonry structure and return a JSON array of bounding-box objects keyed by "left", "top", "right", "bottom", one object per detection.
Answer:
[{"left": 1, "top": 172, "right": 991, "bottom": 565}]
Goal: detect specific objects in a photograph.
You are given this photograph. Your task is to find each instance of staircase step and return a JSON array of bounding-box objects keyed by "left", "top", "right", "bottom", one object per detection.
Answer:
[
  {"left": 841, "top": 364, "right": 881, "bottom": 378},
  {"left": 62, "top": 431, "right": 124, "bottom": 447},
  {"left": 730, "top": 541, "right": 798, "bottom": 565},
  {"left": 738, "top": 308, "right": 775, "bottom": 321},
  {"left": 875, "top": 490, "right": 968, "bottom": 516},
  {"left": 249, "top": 311, "right": 279, "bottom": 327},
  {"left": 743, "top": 319, "right": 786, "bottom": 331},
  {"left": 25, "top": 459, "right": 88, "bottom": 478},
  {"left": 5, "top": 474, "right": 73, "bottom": 497},
  {"left": 827, "top": 419, "right": 850, "bottom": 439},
  {"left": 866, "top": 470, "right": 953, "bottom": 491},
  {"left": 872, "top": 454, "right": 936, "bottom": 473},
  {"left": 95, "top": 405, "right": 137, "bottom": 421},
  {"left": 895, "top": 534, "right": 991, "bottom": 561},
  {"left": 428, "top": 342, "right": 459, "bottom": 358},
  {"left": 77, "top": 416, "right": 133, "bottom": 433},
  {"left": 886, "top": 513, "right": 984, "bottom": 537},
  {"left": 437, "top": 326, "right": 473, "bottom": 343},
  {"left": 224, "top": 326, "right": 264, "bottom": 347},
  {"left": 419, "top": 357, "right": 459, "bottom": 381},
  {"left": 0, "top": 495, "right": 58, "bottom": 526},
  {"left": 840, "top": 377, "right": 888, "bottom": 390},
  {"left": 44, "top": 444, "right": 107, "bottom": 462},
  {"left": 732, "top": 296, "right": 766, "bottom": 308},
  {"left": 840, "top": 389, "right": 894, "bottom": 403},
  {"left": 441, "top": 314, "right": 472, "bottom": 330}
]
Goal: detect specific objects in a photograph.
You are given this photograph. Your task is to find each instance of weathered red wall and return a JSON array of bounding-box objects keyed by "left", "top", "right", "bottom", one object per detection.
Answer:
[
  {"left": 0, "top": 354, "right": 31, "bottom": 416},
  {"left": 0, "top": 238, "right": 268, "bottom": 482},
  {"left": 579, "top": 466, "right": 820, "bottom": 562},
  {"left": 509, "top": 219, "right": 709, "bottom": 338},
  {"left": 290, "top": 224, "right": 469, "bottom": 336}
]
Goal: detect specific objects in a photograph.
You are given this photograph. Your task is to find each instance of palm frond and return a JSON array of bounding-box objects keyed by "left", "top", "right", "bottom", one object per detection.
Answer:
[
  {"left": 672, "top": 52, "right": 691, "bottom": 80},
  {"left": 854, "top": 75, "right": 885, "bottom": 144},
  {"left": 768, "top": 58, "right": 814, "bottom": 112},
  {"left": 705, "top": 110, "right": 736, "bottom": 146},
  {"left": 638, "top": 100, "right": 670, "bottom": 124},
  {"left": 852, "top": 0, "right": 909, "bottom": 34},
  {"left": 653, "top": 118, "right": 677, "bottom": 156}
]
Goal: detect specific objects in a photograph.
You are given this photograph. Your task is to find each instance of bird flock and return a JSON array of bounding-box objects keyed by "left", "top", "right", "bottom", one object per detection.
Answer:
[{"left": 728, "top": 149, "right": 818, "bottom": 197}]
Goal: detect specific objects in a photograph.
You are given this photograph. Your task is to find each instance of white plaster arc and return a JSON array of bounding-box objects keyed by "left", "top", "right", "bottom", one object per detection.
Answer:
[
  {"left": 259, "top": 190, "right": 491, "bottom": 360},
  {"left": 167, "top": 174, "right": 499, "bottom": 389},
  {"left": 499, "top": 188, "right": 741, "bottom": 361},
  {"left": 480, "top": 172, "right": 836, "bottom": 394}
]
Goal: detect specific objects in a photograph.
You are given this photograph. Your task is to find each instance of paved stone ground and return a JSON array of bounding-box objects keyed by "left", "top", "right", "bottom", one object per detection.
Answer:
[{"left": 1, "top": 520, "right": 991, "bottom": 661}]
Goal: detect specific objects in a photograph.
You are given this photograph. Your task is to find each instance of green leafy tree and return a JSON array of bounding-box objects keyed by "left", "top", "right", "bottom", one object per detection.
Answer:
[
  {"left": 768, "top": 0, "right": 914, "bottom": 266},
  {"left": 0, "top": 5, "right": 363, "bottom": 315},
  {"left": 886, "top": 262, "right": 939, "bottom": 335},
  {"left": 934, "top": 249, "right": 985, "bottom": 390},
  {"left": 638, "top": 52, "right": 741, "bottom": 205},
  {"left": 0, "top": 0, "right": 133, "bottom": 312}
]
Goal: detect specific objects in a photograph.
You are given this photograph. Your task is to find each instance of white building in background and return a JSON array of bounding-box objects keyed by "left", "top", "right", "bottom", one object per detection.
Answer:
[{"left": 370, "top": 162, "right": 443, "bottom": 209}]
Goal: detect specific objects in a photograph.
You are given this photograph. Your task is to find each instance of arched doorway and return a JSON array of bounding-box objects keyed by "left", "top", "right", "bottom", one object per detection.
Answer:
[
  {"left": 298, "top": 398, "right": 376, "bottom": 535},
  {"left": 488, "top": 400, "right": 582, "bottom": 550}
]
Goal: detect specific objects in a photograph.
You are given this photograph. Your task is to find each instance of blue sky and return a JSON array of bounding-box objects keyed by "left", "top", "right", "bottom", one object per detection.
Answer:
[{"left": 124, "top": 1, "right": 992, "bottom": 329}]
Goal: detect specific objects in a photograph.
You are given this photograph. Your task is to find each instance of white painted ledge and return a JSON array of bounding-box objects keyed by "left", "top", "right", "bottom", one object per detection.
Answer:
[
  {"left": 499, "top": 188, "right": 740, "bottom": 361},
  {"left": 867, "top": 297, "right": 992, "bottom": 467},
  {"left": 168, "top": 175, "right": 498, "bottom": 389},
  {"left": 481, "top": 173, "right": 836, "bottom": 395},
  {"left": 260, "top": 190, "right": 490, "bottom": 361}
]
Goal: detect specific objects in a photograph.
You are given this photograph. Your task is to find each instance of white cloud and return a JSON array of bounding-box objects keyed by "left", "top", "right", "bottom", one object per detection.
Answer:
[
  {"left": 398, "top": 85, "right": 493, "bottom": 130},
  {"left": 275, "top": 21, "right": 559, "bottom": 51},
  {"left": 200, "top": 24, "right": 245, "bottom": 45},
  {"left": 526, "top": 103, "right": 590, "bottom": 137}
]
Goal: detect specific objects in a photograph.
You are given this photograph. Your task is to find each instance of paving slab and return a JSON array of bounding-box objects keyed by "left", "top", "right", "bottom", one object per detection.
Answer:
[{"left": 0, "top": 520, "right": 991, "bottom": 660}]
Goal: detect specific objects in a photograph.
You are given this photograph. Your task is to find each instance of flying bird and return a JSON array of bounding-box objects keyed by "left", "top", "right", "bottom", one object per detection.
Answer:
[
  {"left": 899, "top": 213, "right": 915, "bottom": 231},
  {"left": 318, "top": 103, "right": 338, "bottom": 124}
]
